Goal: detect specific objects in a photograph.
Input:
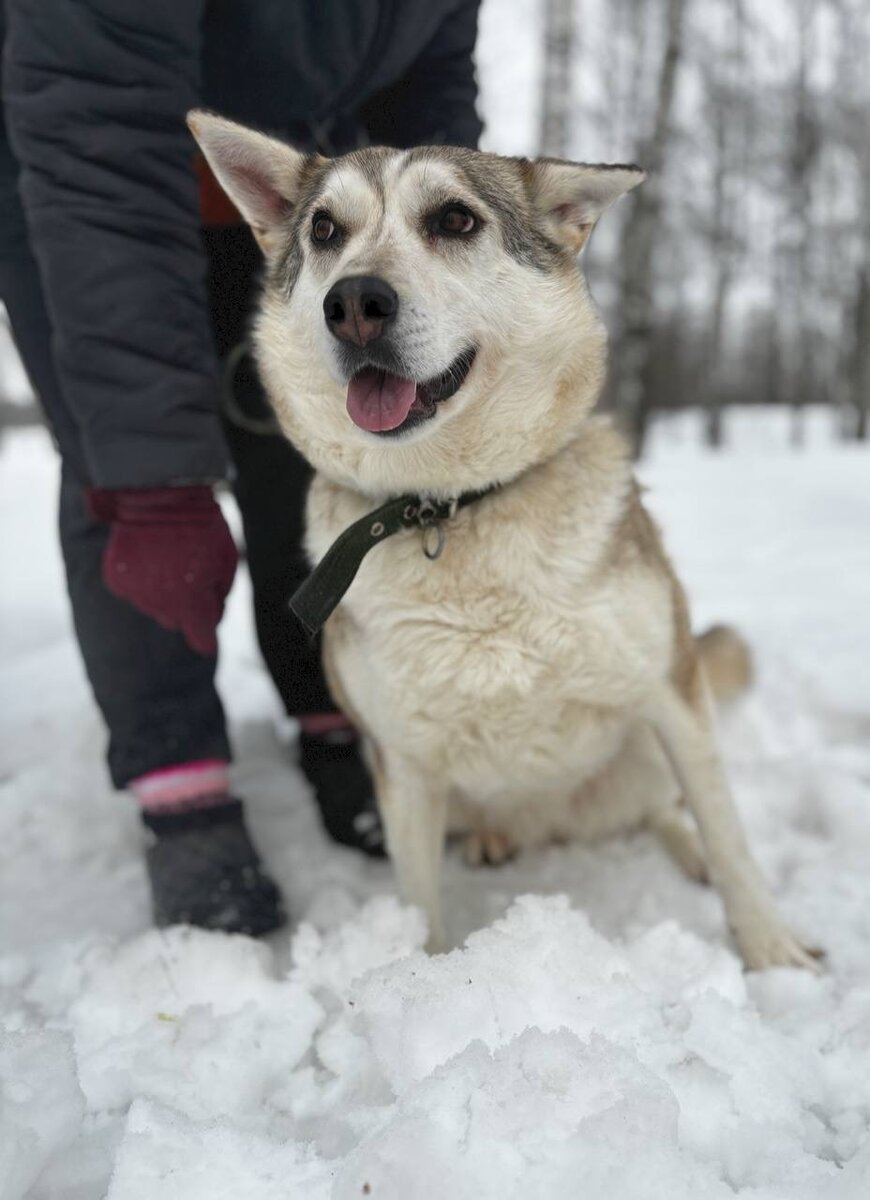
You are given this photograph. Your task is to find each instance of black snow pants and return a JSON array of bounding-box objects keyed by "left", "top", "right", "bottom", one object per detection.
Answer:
[{"left": 1, "top": 182, "right": 334, "bottom": 787}]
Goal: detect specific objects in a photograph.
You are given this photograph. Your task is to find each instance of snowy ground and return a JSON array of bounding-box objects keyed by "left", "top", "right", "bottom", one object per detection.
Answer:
[{"left": 1, "top": 410, "right": 870, "bottom": 1199}]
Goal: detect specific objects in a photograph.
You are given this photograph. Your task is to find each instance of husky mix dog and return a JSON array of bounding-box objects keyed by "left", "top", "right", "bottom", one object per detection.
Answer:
[{"left": 190, "top": 111, "right": 818, "bottom": 970}]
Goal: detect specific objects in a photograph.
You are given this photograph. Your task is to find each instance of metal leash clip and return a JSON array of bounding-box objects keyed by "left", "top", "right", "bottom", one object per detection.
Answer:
[{"left": 415, "top": 497, "right": 458, "bottom": 561}]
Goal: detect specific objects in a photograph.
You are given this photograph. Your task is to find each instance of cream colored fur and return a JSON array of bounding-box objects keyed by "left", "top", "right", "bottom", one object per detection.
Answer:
[{"left": 189, "top": 111, "right": 820, "bottom": 970}]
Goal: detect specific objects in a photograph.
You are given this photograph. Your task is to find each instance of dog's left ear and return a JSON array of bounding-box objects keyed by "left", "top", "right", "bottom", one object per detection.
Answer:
[
  {"left": 526, "top": 160, "right": 646, "bottom": 254},
  {"left": 187, "top": 110, "right": 320, "bottom": 253}
]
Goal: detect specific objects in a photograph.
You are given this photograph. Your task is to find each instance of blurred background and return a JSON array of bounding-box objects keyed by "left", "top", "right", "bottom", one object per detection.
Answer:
[
  {"left": 475, "top": 0, "right": 870, "bottom": 454},
  {"left": 2, "top": 0, "right": 868, "bottom": 456}
]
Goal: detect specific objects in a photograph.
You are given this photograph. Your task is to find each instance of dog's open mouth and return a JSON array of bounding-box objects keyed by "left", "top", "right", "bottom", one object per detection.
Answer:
[{"left": 345, "top": 347, "right": 476, "bottom": 437}]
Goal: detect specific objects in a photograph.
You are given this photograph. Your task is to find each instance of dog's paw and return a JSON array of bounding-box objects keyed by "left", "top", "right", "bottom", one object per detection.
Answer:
[
  {"left": 463, "top": 829, "right": 517, "bottom": 868},
  {"left": 733, "top": 921, "right": 824, "bottom": 973}
]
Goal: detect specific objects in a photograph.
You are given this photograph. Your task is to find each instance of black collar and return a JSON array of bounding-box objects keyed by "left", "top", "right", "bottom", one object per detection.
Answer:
[{"left": 289, "top": 486, "right": 495, "bottom": 636}]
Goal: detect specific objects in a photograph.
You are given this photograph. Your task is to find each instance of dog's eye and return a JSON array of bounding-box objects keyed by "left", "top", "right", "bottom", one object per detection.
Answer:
[
  {"left": 437, "top": 205, "right": 477, "bottom": 236},
  {"left": 311, "top": 211, "right": 337, "bottom": 243}
]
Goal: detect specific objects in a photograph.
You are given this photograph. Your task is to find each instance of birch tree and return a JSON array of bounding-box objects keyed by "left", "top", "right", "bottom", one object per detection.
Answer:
[
  {"left": 778, "top": 0, "right": 819, "bottom": 446},
  {"left": 834, "top": 0, "right": 870, "bottom": 440},
  {"left": 699, "top": 0, "right": 750, "bottom": 447},
  {"left": 539, "top": 0, "right": 575, "bottom": 158},
  {"left": 608, "top": 0, "right": 688, "bottom": 454}
]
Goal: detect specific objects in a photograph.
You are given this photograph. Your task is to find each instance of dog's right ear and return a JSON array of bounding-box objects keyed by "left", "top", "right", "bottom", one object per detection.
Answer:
[{"left": 187, "top": 111, "right": 316, "bottom": 252}]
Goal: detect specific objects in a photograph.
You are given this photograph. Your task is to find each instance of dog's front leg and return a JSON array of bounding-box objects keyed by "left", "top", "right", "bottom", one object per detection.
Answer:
[
  {"left": 643, "top": 683, "right": 820, "bottom": 971},
  {"left": 376, "top": 752, "right": 449, "bottom": 953}
]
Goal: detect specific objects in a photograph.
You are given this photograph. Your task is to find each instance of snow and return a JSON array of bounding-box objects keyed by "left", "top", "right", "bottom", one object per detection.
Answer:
[
  {"left": 0, "top": 1030, "right": 84, "bottom": 1200},
  {"left": 2, "top": 410, "right": 869, "bottom": 1197}
]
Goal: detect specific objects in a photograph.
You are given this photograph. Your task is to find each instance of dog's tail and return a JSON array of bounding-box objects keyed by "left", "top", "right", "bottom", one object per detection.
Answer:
[{"left": 696, "top": 624, "right": 753, "bottom": 704}]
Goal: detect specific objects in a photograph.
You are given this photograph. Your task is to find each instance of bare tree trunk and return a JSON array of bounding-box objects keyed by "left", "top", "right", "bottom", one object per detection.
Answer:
[
  {"left": 849, "top": 264, "right": 870, "bottom": 439},
  {"left": 704, "top": 103, "right": 732, "bottom": 449},
  {"left": 780, "top": 0, "right": 819, "bottom": 448},
  {"left": 609, "top": 0, "right": 688, "bottom": 456},
  {"left": 539, "top": 0, "right": 575, "bottom": 158},
  {"left": 833, "top": 2, "right": 870, "bottom": 439},
  {"left": 702, "top": 0, "right": 748, "bottom": 449}
]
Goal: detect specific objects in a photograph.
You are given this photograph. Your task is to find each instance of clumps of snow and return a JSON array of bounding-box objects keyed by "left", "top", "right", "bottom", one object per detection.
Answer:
[
  {"left": 106, "top": 1100, "right": 331, "bottom": 1200},
  {"left": 0, "top": 1029, "right": 84, "bottom": 1200},
  {"left": 68, "top": 928, "right": 323, "bottom": 1121},
  {"left": 310, "top": 897, "right": 856, "bottom": 1198},
  {"left": 7, "top": 894, "right": 868, "bottom": 1198},
  {"left": 336, "top": 1028, "right": 711, "bottom": 1200}
]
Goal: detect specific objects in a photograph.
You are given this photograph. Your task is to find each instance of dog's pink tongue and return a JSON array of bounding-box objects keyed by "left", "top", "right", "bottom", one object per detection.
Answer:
[{"left": 346, "top": 369, "right": 417, "bottom": 432}]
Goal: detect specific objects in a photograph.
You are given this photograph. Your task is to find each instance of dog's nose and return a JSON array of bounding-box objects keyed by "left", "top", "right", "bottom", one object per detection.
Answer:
[{"left": 323, "top": 275, "right": 398, "bottom": 347}]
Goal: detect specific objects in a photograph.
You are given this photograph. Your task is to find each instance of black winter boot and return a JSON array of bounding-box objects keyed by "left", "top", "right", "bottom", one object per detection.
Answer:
[
  {"left": 142, "top": 799, "right": 286, "bottom": 936},
  {"left": 298, "top": 730, "right": 386, "bottom": 858}
]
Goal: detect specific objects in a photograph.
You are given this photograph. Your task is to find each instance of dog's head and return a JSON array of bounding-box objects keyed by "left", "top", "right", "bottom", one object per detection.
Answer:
[{"left": 189, "top": 112, "right": 643, "bottom": 496}]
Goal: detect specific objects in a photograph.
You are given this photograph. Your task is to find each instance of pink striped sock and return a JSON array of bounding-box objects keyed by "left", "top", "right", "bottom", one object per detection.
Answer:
[{"left": 130, "top": 758, "right": 231, "bottom": 815}]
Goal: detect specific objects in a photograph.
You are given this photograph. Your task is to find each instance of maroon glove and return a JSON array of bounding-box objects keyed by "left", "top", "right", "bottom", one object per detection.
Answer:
[{"left": 87, "top": 485, "right": 238, "bottom": 656}]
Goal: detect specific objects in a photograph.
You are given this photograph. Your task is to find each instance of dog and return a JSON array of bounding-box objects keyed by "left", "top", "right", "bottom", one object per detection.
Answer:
[{"left": 189, "top": 111, "right": 819, "bottom": 970}]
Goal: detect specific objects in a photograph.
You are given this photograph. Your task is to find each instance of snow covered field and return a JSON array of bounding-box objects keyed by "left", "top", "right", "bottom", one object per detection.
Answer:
[{"left": 1, "top": 411, "right": 869, "bottom": 1198}]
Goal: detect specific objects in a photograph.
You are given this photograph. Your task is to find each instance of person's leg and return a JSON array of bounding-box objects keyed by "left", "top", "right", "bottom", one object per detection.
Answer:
[
  {"left": 58, "top": 468, "right": 232, "bottom": 786},
  {"left": 201, "top": 224, "right": 335, "bottom": 714},
  {"left": 59, "top": 468, "right": 286, "bottom": 934},
  {"left": 2, "top": 117, "right": 233, "bottom": 789},
  {"left": 202, "top": 224, "right": 384, "bottom": 854},
  {"left": 0, "top": 140, "right": 283, "bottom": 930},
  {"left": 222, "top": 376, "right": 339, "bottom": 716}
]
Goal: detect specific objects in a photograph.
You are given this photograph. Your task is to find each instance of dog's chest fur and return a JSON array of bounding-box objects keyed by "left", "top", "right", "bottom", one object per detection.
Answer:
[{"left": 306, "top": 420, "right": 675, "bottom": 804}]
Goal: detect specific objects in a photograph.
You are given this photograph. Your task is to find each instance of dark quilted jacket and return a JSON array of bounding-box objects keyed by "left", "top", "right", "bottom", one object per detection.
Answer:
[{"left": 1, "top": 0, "right": 483, "bottom": 486}]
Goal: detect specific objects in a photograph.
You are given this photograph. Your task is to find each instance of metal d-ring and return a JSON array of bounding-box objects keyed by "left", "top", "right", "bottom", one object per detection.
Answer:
[{"left": 422, "top": 522, "right": 446, "bottom": 560}]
